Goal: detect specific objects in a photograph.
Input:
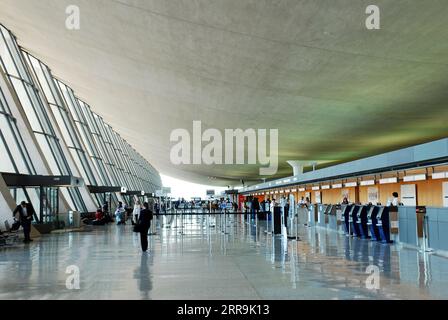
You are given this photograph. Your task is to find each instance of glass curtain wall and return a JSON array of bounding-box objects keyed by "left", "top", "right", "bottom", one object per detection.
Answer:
[
  {"left": 0, "top": 73, "right": 43, "bottom": 219},
  {"left": 0, "top": 81, "right": 36, "bottom": 175},
  {"left": 60, "top": 93, "right": 121, "bottom": 207},
  {"left": 1, "top": 24, "right": 162, "bottom": 213},
  {"left": 0, "top": 24, "right": 87, "bottom": 213}
]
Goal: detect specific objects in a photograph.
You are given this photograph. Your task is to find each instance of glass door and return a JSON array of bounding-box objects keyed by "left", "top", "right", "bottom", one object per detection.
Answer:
[{"left": 39, "top": 187, "right": 59, "bottom": 224}]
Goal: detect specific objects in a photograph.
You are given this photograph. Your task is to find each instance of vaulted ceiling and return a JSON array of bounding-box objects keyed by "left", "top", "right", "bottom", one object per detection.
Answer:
[{"left": 1, "top": 0, "right": 448, "bottom": 186}]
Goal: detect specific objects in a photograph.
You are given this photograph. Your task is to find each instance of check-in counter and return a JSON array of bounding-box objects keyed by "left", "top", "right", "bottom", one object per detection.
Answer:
[
  {"left": 317, "top": 204, "right": 328, "bottom": 227},
  {"left": 328, "top": 205, "right": 339, "bottom": 231},
  {"left": 297, "top": 204, "right": 309, "bottom": 225},
  {"left": 308, "top": 204, "right": 318, "bottom": 227},
  {"left": 398, "top": 206, "right": 418, "bottom": 246},
  {"left": 355, "top": 205, "right": 369, "bottom": 239},
  {"left": 325, "top": 205, "right": 332, "bottom": 225},
  {"left": 340, "top": 205, "right": 353, "bottom": 235},
  {"left": 398, "top": 206, "right": 429, "bottom": 248},
  {"left": 426, "top": 207, "right": 448, "bottom": 252}
]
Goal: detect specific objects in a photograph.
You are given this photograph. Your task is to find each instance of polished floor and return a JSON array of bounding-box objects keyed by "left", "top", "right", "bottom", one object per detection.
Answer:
[{"left": 0, "top": 214, "right": 447, "bottom": 300}]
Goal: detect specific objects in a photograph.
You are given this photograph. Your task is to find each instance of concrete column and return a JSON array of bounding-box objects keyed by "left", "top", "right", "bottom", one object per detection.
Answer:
[{"left": 286, "top": 161, "right": 305, "bottom": 176}]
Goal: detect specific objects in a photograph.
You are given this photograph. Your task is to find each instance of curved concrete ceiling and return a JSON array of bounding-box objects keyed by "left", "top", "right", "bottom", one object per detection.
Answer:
[{"left": 1, "top": 0, "right": 448, "bottom": 186}]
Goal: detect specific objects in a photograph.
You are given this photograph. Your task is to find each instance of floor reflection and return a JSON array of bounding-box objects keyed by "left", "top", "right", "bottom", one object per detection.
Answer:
[
  {"left": 0, "top": 215, "right": 447, "bottom": 299},
  {"left": 134, "top": 253, "right": 153, "bottom": 299}
]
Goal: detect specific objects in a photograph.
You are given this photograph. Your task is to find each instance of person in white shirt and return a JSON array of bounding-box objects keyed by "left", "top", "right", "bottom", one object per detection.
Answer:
[
  {"left": 391, "top": 192, "right": 400, "bottom": 206},
  {"left": 132, "top": 201, "right": 141, "bottom": 225}
]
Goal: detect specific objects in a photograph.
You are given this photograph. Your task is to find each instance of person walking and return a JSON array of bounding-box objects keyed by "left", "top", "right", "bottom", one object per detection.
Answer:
[
  {"left": 251, "top": 197, "right": 260, "bottom": 220},
  {"left": 13, "top": 201, "right": 34, "bottom": 243},
  {"left": 138, "top": 202, "right": 153, "bottom": 252},
  {"left": 115, "top": 202, "right": 126, "bottom": 225},
  {"left": 132, "top": 201, "right": 141, "bottom": 225},
  {"left": 284, "top": 199, "right": 290, "bottom": 228}
]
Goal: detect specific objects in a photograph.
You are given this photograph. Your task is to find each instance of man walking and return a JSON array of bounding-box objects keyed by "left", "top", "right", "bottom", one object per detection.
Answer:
[{"left": 13, "top": 201, "right": 34, "bottom": 243}]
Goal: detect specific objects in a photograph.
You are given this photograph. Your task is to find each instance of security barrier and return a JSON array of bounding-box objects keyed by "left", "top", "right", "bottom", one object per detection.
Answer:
[{"left": 426, "top": 207, "right": 448, "bottom": 252}]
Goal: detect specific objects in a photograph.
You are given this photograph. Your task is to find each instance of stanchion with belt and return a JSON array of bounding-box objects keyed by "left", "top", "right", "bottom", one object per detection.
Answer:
[
  {"left": 421, "top": 214, "right": 434, "bottom": 253},
  {"left": 179, "top": 210, "right": 184, "bottom": 235}
]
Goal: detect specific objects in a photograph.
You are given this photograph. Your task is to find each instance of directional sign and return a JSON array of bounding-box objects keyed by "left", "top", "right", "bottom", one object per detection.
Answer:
[{"left": 162, "top": 187, "right": 171, "bottom": 194}]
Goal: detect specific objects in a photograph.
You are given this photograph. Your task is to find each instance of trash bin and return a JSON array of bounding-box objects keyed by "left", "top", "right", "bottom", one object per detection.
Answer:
[
  {"left": 68, "top": 211, "right": 81, "bottom": 228},
  {"left": 273, "top": 206, "right": 282, "bottom": 234},
  {"left": 57, "top": 212, "right": 69, "bottom": 228}
]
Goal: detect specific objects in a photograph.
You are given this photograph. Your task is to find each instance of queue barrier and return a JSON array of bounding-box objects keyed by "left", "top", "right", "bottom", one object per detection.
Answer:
[
  {"left": 398, "top": 206, "right": 418, "bottom": 246},
  {"left": 426, "top": 207, "right": 448, "bottom": 252},
  {"left": 328, "top": 205, "right": 338, "bottom": 231},
  {"left": 317, "top": 204, "right": 327, "bottom": 227}
]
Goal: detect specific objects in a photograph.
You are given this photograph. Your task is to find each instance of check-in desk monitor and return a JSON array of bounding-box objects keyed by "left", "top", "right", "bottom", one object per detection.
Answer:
[
  {"left": 341, "top": 205, "right": 353, "bottom": 235},
  {"left": 376, "top": 206, "right": 393, "bottom": 243},
  {"left": 356, "top": 205, "right": 370, "bottom": 239},
  {"left": 348, "top": 206, "right": 357, "bottom": 223},
  {"left": 367, "top": 206, "right": 381, "bottom": 241},
  {"left": 350, "top": 206, "right": 362, "bottom": 237},
  {"left": 340, "top": 205, "right": 351, "bottom": 221},
  {"left": 324, "top": 205, "right": 332, "bottom": 224}
]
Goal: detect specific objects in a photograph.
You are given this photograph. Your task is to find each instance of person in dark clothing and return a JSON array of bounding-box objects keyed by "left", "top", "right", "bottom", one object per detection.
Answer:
[
  {"left": 13, "top": 201, "right": 34, "bottom": 243},
  {"left": 102, "top": 202, "right": 109, "bottom": 213},
  {"left": 251, "top": 197, "right": 260, "bottom": 219},
  {"left": 284, "top": 199, "right": 290, "bottom": 228},
  {"left": 138, "top": 202, "right": 153, "bottom": 252},
  {"left": 102, "top": 202, "right": 113, "bottom": 223}
]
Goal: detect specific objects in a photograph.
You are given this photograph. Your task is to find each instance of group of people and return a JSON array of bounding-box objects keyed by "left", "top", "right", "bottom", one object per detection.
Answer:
[
  {"left": 82, "top": 202, "right": 114, "bottom": 226},
  {"left": 88, "top": 200, "right": 155, "bottom": 252},
  {"left": 85, "top": 200, "right": 155, "bottom": 252},
  {"left": 9, "top": 197, "right": 153, "bottom": 252},
  {"left": 91, "top": 201, "right": 154, "bottom": 227}
]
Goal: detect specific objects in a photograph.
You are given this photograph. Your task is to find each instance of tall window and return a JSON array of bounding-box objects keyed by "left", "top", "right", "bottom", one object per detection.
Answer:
[
  {"left": 0, "top": 83, "right": 36, "bottom": 174},
  {"left": 25, "top": 53, "right": 98, "bottom": 187},
  {"left": 0, "top": 25, "right": 87, "bottom": 213}
]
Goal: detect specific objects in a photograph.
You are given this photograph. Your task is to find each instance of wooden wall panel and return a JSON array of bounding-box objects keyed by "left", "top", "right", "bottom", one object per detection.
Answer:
[
  {"left": 359, "top": 186, "right": 368, "bottom": 204},
  {"left": 322, "top": 189, "right": 341, "bottom": 204},
  {"left": 378, "top": 183, "right": 400, "bottom": 205},
  {"left": 415, "top": 179, "right": 446, "bottom": 206},
  {"left": 250, "top": 178, "right": 448, "bottom": 207}
]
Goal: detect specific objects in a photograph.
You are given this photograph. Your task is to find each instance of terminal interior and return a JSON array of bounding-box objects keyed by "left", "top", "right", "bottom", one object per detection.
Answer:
[{"left": 1, "top": 1, "right": 448, "bottom": 300}]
